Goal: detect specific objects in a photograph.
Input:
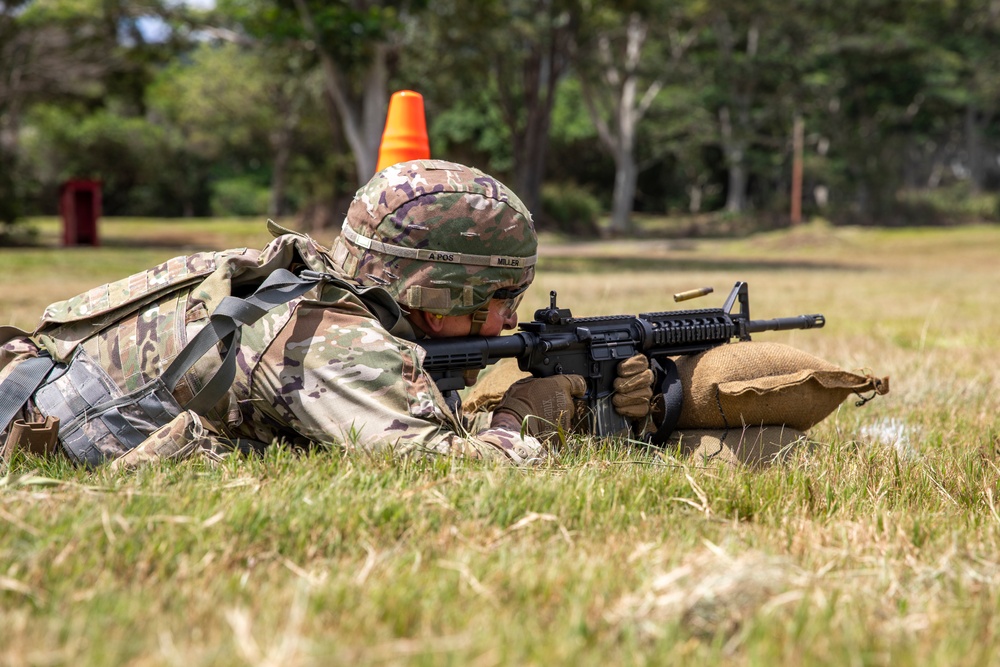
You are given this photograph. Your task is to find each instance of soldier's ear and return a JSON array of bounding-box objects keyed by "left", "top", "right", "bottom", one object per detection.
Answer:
[{"left": 415, "top": 310, "right": 448, "bottom": 334}]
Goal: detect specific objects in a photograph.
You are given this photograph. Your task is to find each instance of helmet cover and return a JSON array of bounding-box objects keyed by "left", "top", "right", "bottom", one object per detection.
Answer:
[{"left": 330, "top": 159, "right": 537, "bottom": 315}]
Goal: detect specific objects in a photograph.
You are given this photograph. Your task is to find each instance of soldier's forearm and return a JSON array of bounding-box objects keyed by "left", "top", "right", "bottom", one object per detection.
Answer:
[{"left": 489, "top": 410, "right": 523, "bottom": 432}]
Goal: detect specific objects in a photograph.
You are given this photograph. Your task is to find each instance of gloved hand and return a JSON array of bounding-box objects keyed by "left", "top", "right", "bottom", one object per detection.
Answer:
[
  {"left": 612, "top": 354, "right": 654, "bottom": 420},
  {"left": 491, "top": 374, "right": 587, "bottom": 437}
]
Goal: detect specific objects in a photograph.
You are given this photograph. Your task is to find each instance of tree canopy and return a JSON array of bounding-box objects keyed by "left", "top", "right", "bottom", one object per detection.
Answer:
[{"left": 3, "top": 0, "right": 999, "bottom": 236}]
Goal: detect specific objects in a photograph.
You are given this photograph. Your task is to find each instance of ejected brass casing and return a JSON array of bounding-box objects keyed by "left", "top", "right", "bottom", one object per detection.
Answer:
[{"left": 673, "top": 286, "right": 714, "bottom": 302}]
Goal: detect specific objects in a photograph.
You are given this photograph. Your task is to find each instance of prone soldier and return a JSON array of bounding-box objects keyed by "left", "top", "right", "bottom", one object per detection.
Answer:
[{"left": 0, "top": 160, "right": 653, "bottom": 469}]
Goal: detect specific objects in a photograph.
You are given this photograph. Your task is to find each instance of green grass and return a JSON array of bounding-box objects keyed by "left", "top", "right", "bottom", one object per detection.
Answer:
[{"left": 3, "top": 217, "right": 1000, "bottom": 666}]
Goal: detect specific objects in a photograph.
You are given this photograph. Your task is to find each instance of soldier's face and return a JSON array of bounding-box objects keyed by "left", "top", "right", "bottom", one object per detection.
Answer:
[
  {"left": 480, "top": 296, "right": 520, "bottom": 336},
  {"left": 422, "top": 298, "right": 520, "bottom": 338}
]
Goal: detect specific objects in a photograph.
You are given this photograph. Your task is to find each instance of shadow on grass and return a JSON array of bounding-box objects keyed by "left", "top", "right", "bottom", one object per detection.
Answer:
[
  {"left": 537, "top": 255, "right": 866, "bottom": 274},
  {"left": 98, "top": 237, "right": 229, "bottom": 250},
  {"left": 24, "top": 233, "right": 270, "bottom": 252}
]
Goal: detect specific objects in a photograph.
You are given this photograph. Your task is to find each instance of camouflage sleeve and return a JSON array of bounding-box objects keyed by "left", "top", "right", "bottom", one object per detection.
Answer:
[{"left": 247, "top": 301, "right": 544, "bottom": 465}]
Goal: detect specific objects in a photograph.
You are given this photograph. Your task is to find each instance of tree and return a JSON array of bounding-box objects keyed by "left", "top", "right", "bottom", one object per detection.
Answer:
[
  {"left": 695, "top": 1, "right": 814, "bottom": 215},
  {"left": 214, "top": 0, "right": 429, "bottom": 193},
  {"left": 147, "top": 41, "right": 313, "bottom": 216},
  {"left": 921, "top": 0, "right": 1000, "bottom": 193},
  {"left": 0, "top": 0, "right": 114, "bottom": 224},
  {"left": 808, "top": 0, "right": 961, "bottom": 221},
  {"left": 574, "top": 1, "right": 700, "bottom": 234},
  {"left": 496, "top": 0, "right": 578, "bottom": 218},
  {"left": 1, "top": 0, "right": 203, "bottom": 226},
  {"left": 289, "top": 0, "right": 388, "bottom": 183},
  {"left": 417, "top": 0, "right": 578, "bottom": 218}
]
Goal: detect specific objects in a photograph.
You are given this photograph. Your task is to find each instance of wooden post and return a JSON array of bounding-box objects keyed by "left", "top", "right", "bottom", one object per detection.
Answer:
[{"left": 791, "top": 114, "right": 804, "bottom": 225}]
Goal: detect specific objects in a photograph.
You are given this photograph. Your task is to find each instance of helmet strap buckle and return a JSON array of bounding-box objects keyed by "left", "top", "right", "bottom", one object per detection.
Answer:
[{"left": 469, "top": 306, "right": 490, "bottom": 336}]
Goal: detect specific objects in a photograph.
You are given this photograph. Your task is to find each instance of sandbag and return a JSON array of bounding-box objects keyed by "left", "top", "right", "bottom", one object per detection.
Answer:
[
  {"left": 666, "top": 426, "right": 809, "bottom": 469},
  {"left": 674, "top": 342, "right": 888, "bottom": 431}
]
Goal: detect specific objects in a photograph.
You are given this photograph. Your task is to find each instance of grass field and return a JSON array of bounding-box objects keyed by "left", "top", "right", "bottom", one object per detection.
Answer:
[{"left": 2, "top": 217, "right": 1000, "bottom": 666}]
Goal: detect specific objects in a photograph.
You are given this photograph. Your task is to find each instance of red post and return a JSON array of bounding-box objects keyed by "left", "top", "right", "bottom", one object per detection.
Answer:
[{"left": 60, "top": 179, "right": 102, "bottom": 246}]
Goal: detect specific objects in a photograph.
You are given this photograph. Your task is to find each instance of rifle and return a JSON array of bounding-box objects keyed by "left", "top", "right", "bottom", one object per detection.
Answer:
[{"left": 415, "top": 282, "right": 825, "bottom": 443}]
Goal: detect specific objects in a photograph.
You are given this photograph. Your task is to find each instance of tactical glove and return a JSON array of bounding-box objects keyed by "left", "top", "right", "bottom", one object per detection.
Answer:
[
  {"left": 491, "top": 374, "right": 587, "bottom": 438},
  {"left": 612, "top": 354, "right": 655, "bottom": 420}
]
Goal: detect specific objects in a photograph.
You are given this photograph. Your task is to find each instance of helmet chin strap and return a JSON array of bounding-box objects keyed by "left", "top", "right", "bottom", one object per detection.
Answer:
[
  {"left": 468, "top": 304, "right": 490, "bottom": 336},
  {"left": 463, "top": 305, "right": 490, "bottom": 388}
]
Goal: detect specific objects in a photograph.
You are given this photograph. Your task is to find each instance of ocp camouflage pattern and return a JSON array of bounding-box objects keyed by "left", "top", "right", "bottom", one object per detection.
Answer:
[
  {"left": 330, "top": 159, "right": 537, "bottom": 315},
  {"left": 1, "top": 226, "right": 543, "bottom": 467},
  {"left": 107, "top": 410, "right": 233, "bottom": 472}
]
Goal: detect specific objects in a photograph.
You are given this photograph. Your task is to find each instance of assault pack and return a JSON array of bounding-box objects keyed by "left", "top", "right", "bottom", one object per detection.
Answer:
[{"left": 0, "top": 222, "right": 402, "bottom": 467}]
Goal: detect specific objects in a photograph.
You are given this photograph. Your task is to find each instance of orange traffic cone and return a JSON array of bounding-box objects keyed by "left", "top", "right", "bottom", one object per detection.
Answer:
[{"left": 375, "top": 90, "right": 430, "bottom": 173}]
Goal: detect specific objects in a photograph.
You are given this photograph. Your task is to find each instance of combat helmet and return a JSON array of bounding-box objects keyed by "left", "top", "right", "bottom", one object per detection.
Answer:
[{"left": 329, "top": 159, "right": 537, "bottom": 329}]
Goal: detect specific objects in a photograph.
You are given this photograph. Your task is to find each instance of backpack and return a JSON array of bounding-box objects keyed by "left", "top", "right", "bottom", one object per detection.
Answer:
[{"left": 1, "top": 222, "right": 403, "bottom": 467}]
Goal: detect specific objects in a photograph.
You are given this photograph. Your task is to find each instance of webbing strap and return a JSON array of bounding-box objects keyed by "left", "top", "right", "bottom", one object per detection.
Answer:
[
  {"left": 0, "top": 355, "right": 56, "bottom": 435},
  {"left": 161, "top": 268, "right": 322, "bottom": 415},
  {"left": 468, "top": 305, "right": 490, "bottom": 336}
]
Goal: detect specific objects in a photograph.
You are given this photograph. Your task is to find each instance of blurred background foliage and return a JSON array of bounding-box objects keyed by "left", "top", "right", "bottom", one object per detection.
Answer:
[{"left": 3, "top": 0, "right": 1000, "bottom": 241}]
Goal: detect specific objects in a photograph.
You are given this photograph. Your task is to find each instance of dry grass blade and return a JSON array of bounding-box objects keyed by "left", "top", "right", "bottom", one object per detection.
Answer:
[
  {"left": 669, "top": 472, "right": 712, "bottom": 516},
  {"left": 437, "top": 560, "right": 497, "bottom": 604},
  {"left": 225, "top": 585, "right": 312, "bottom": 667}
]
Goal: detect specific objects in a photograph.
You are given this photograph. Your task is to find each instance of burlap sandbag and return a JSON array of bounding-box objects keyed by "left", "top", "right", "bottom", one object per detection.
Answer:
[
  {"left": 666, "top": 426, "right": 809, "bottom": 469},
  {"left": 674, "top": 342, "right": 888, "bottom": 431}
]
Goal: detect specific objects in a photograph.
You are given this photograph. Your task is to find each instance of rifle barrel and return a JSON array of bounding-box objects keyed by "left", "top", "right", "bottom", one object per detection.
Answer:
[{"left": 745, "top": 314, "right": 825, "bottom": 333}]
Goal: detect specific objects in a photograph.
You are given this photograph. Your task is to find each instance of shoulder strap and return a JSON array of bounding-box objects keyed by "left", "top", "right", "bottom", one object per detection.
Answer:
[
  {"left": 161, "top": 268, "right": 321, "bottom": 414},
  {"left": 0, "top": 355, "right": 57, "bottom": 436},
  {"left": 304, "top": 270, "right": 407, "bottom": 338},
  {"left": 0, "top": 269, "right": 320, "bottom": 440},
  {"left": 0, "top": 326, "right": 54, "bottom": 436}
]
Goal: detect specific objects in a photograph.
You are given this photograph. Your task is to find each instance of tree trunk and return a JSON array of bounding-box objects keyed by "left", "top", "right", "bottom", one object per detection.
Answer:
[
  {"left": 359, "top": 47, "right": 389, "bottom": 179},
  {"left": 317, "top": 48, "right": 387, "bottom": 185},
  {"left": 577, "top": 12, "right": 664, "bottom": 236},
  {"left": 965, "top": 104, "right": 983, "bottom": 193},
  {"left": 505, "top": 34, "right": 564, "bottom": 218},
  {"left": 790, "top": 114, "right": 803, "bottom": 224},
  {"left": 492, "top": 1, "right": 575, "bottom": 220},
  {"left": 610, "top": 153, "right": 638, "bottom": 235},
  {"left": 292, "top": 0, "right": 388, "bottom": 185},
  {"left": 0, "top": 102, "right": 20, "bottom": 224},
  {"left": 719, "top": 106, "right": 748, "bottom": 213},
  {"left": 726, "top": 153, "right": 748, "bottom": 213},
  {"left": 0, "top": 106, "right": 17, "bottom": 157},
  {"left": 269, "top": 89, "right": 304, "bottom": 218},
  {"left": 269, "top": 122, "right": 292, "bottom": 218},
  {"left": 511, "top": 90, "right": 553, "bottom": 218},
  {"left": 608, "top": 64, "right": 639, "bottom": 235}
]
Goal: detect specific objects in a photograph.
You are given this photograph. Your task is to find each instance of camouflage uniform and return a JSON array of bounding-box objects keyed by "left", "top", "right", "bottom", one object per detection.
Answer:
[{"left": 1, "top": 160, "right": 544, "bottom": 467}]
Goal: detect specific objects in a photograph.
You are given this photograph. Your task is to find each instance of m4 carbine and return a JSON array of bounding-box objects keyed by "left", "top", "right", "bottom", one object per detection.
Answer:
[{"left": 416, "top": 282, "right": 825, "bottom": 443}]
